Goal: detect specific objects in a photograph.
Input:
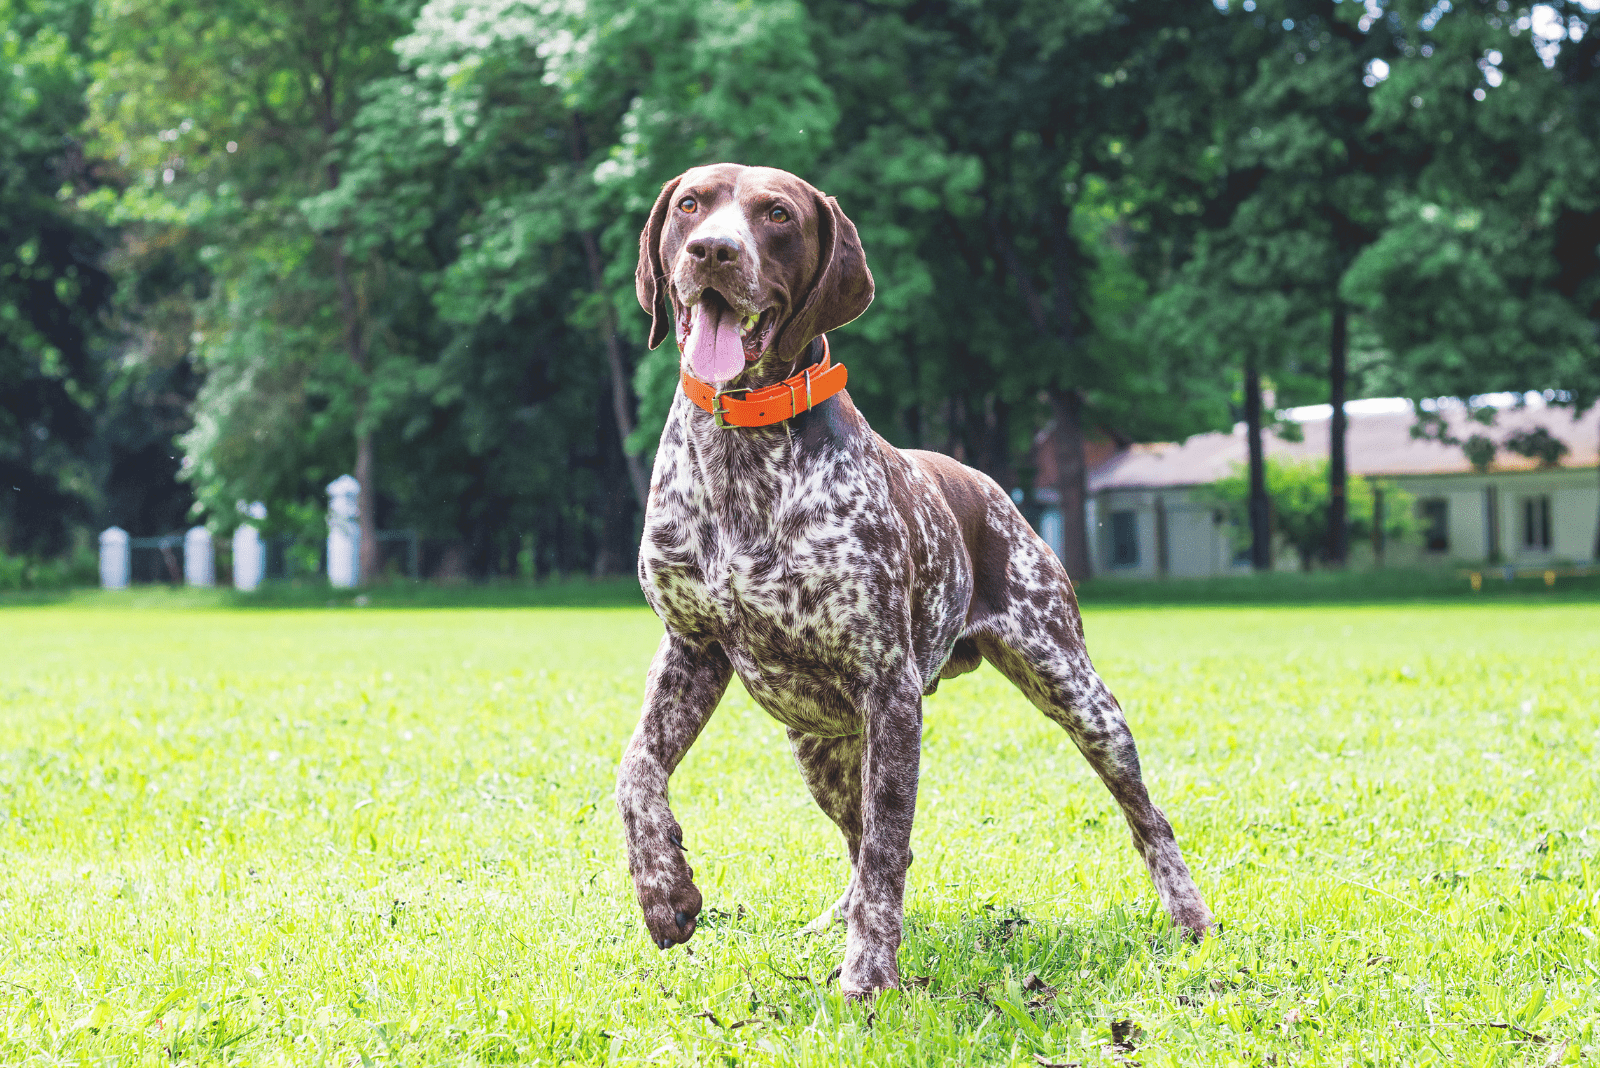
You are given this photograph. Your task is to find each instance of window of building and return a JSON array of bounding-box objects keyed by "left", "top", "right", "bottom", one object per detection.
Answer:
[
  {"left": 1110, "top": 510, "right": 1139, "bottom": 567},
  {"left": 1522, "top": 495, "right": 1551, "bottom": 551},
  {"left": 1419, "top": 498, "right": 1449, "bottom": 553}
]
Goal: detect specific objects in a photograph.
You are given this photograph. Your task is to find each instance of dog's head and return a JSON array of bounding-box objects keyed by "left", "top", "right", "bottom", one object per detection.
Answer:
[{"left": 635, "top": 163, "right": 874, "bottom": 387}]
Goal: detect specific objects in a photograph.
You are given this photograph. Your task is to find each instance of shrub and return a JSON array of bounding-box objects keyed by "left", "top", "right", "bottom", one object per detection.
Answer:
[
  {"left": 1205, "top": 458, "right": 1416, "bottom": 571},
  {"left": 0, "top": 547, "right": 98, "bottom": 591}
]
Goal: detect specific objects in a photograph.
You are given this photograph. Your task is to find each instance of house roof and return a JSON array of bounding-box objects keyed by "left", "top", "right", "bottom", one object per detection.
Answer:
[{"left": 1089, "top": 398, "right": 1600, "bottom": 491}]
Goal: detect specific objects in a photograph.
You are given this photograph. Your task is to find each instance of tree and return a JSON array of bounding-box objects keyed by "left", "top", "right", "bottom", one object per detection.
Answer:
[
  {"left": 304, "top": 0, "right": 840, "bottom": 574},
  {"left": 1342, "top": 0, "right": 1600, "bottom": 551},
  {"left": 89, "top": 0, "right": 415, "bottom": 577},
  {"left": 1207, "top": 457, "right": 1414, "bottom": 571},
  {"left": 799, "top": 0, "right": 1235, "bottom": 578},
  {"left": 0, "top": 0, "right": 114, "bottom": 556},
  {"left": 1141, "top": 1, "right": 1406, "bottom": 569}
]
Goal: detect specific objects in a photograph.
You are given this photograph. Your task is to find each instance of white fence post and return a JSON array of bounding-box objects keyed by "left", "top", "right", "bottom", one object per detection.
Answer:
[
  {"left": 99, "top": 527, "right": 130, "bottom": 589},
  {"left": 233, "top": 502, "right": 267, "bottom": 591},
  {"left": 327, "top": 475, "right": 360, "bottom": 588},
  {"left": 184, "top": 526, "right": 215, "bottom": 587}
]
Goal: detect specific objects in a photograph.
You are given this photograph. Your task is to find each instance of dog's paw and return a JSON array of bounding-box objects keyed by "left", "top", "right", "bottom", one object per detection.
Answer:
[
  {"left": 839, "top": 943, "right": 898, "bottom": 997},
  {"left": 632, "top": 847, "right": 703, "bottom": 949},
  {"left": 1171, "top": 899, "right": 1215, "bottom": 942}
]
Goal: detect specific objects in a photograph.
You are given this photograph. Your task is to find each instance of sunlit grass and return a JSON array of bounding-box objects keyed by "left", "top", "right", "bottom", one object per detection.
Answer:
[{"left": 2, "top": 600, "right": 1597, "bottom": 1065}]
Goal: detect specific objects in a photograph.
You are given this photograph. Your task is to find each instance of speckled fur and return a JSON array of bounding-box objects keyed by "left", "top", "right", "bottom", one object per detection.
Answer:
[{"left": 618, "top": 165, "right": 1212, "bottom": 997}]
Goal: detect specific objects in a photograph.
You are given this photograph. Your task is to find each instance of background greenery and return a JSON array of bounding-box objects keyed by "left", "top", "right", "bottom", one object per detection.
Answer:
[
  {"left": 1, "top": 599, "right": 1595, "bottom": 1065},
  {"left": 4, "top": 0, "right": 1599, "bottom": 580}
]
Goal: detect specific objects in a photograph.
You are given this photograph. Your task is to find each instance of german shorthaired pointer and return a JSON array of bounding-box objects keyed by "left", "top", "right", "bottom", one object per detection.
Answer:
[{"left": 619, "top": 163, "right": 1212, "bottom": 996}]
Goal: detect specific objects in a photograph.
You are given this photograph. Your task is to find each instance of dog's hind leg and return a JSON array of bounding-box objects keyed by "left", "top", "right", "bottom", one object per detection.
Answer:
[
  {"left": 788, "top": 728, "right": 864, "bottom": 934},
  {"left": 973, "top": 585, "right": 1212, "bottom": 938}
]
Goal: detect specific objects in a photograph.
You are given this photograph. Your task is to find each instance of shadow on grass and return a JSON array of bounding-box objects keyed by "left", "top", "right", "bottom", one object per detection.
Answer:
[
  {"left": 754, "top": 899, "right": 1186, "bottom": 1007},
  {"left": 893, "top": 900, "right": 1185, "bottom": 1000}
]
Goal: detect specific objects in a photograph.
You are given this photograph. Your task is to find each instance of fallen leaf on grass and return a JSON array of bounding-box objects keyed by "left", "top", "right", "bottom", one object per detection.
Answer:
[
  {"left": 1021, "top": 971, "right": 1058, "bottom": 1007},
  {"left": 1103, "top": 1019, "right": 1142, "bottom": 1066}
]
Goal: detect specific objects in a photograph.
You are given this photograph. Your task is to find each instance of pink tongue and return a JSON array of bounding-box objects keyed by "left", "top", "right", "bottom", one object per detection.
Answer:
[{"left": 686, "top": 300, "right": 745, "bottom": 384}]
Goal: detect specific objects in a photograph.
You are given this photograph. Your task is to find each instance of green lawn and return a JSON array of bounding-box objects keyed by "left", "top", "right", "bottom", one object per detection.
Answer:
[{"left": 1, "top": 599, "right": 1596, "bottom": 1066}]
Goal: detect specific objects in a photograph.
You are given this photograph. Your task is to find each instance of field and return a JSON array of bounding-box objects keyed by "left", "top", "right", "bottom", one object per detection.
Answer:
[{"left": 2, "top": 595, "right": 1597, "bottom": 1066}]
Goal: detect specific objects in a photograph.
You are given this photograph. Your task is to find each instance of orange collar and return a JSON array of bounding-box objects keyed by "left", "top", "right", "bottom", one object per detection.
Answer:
[{"left": 680, "top": 337, "right": 847, "bottom": 429}]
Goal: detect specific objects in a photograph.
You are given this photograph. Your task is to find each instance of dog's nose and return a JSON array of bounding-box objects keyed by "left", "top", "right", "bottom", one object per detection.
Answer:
[{"left": 687, "top": 234, "right": 741, "bottom": 265}]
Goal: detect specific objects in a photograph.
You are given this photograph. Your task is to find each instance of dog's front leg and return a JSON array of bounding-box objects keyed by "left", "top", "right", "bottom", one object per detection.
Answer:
[
  {"left": 617, "top": 633, "right": 732, "bottom": 949},
  {"left": 841, "top": 667, "right": 923, "bottom": 997}
]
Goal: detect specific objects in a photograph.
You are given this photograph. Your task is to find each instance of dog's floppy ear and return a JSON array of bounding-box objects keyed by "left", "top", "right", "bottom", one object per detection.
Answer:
[
  {"left": 778, "top": 190, "right": 874, "bottom": 359},
  {"left": 636, "top": 176, "right": 682, "bottom": 350}
]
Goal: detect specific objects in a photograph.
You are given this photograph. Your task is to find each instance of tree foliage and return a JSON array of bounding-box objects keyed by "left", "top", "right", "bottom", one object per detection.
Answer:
[
  {"left": 1207, "top": 456, "right": 1415, "bottom": 571},
  {"left": 3, "top": 0, "right": 1596, "bottom": 578},
  {"left": 0, "top": 0, "right": 112, "bottom": 555}
]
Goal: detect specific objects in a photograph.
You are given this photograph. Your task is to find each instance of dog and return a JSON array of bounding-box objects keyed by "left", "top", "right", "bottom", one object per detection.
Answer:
[{"left": 618, "top": 163, "right": 1212, "bottom": 996}]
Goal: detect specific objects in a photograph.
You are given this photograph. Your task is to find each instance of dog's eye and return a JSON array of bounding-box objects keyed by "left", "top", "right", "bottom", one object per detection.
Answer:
[
  {"left": 770, "top": 207, "right": 789, "bottom": 223},
  {"left": 678, "top": 196, "right": 697, "bottom": 214}
]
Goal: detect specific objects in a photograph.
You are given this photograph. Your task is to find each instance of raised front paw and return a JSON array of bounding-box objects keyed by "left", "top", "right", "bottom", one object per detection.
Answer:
[{"left": 631, "top": 843, "right": 703, "bottom": 949}]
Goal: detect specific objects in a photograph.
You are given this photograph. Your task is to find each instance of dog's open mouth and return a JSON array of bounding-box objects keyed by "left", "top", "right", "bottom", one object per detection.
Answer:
[{"left": 678, "top": 289, "right": 775, "bottom": 384}]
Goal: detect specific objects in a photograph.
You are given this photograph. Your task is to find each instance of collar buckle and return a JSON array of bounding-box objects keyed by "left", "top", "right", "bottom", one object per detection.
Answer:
[{"left": 712, "top": 386, "right": 748, "bottom": 430}]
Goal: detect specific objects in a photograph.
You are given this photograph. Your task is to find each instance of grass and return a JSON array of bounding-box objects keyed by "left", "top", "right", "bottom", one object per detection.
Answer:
[
  {"left": 1, "top": 600, "right": 1597, "bottom": 1066},
  {"left": 10, "top": 562, "right": 1598, "bottom": 614}
]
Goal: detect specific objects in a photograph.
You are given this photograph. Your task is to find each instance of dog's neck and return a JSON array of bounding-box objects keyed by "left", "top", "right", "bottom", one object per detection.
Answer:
[{"left": 672, "top": 335, "right": 865, "bottom": 533}]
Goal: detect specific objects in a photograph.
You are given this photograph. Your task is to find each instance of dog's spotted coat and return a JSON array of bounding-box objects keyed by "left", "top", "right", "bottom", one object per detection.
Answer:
[{"left": 617, "top": 164, "right": 1212, "bottom": 996}]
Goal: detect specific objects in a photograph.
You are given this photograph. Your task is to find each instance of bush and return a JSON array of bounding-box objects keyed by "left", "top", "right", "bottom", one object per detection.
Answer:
[
  {"left": 1205, "top": 458, "right": 1416, "bottom": 570},
  {"left": 0, "top": 547, "right": 99, "bottom": 591}
]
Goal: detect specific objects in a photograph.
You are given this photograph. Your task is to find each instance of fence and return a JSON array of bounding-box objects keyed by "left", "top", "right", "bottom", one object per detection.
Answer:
[{"left": 99, "top": 476, "right": 423, "bottom": 591}]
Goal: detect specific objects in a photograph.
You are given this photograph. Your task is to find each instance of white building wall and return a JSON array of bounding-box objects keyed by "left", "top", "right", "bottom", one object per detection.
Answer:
[
  {"left": 1557, "top": 486, "right": 1599, "bottom": 562},
  {"left": 1388, "top": 471, "right": 1600, "bottom": 566},
  {"left": 1088, "top": 466, "right": 1597, "bottom": 578},
  {"left": 1451, "top": 488, "right": 1486, "bottom": 562},
  {"left": 1164, "top": 501, "right": 1217, "bottom": 578}
]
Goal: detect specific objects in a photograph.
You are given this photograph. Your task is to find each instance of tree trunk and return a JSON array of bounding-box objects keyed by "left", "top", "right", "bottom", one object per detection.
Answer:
[
  {"left": 355, "top": 428, "right": 377, "bottom": 583},
  {"left": 1371, "top": 484, "right": 1386, "bottom": 567},
  {"left": 989, "top": 211, "right": 1093, "bottom": 579},
  {"left": 1048, "top": 386, "right": 1093, "bottom": 579},
  {"left": 1244, "top": 354, "right": 1272, "bottom": 571},
  {"left": 578, "top": 228, "right": 650, "bottom": 509},
  {"left": 984, "top": 395, "right": 1014, "bottom": 491},
  {"left": 331, "top": 237, "right": 377, "bottom": 587},
  {"left": 1326, "top": 302, "right": 1349, "bottom": 567},
  {"left": 569, "top": 114, "right": 648, "bottom": 511}
]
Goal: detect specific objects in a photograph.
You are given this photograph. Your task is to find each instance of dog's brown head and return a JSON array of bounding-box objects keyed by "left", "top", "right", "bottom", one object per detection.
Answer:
[{"left": 635, "top": 163, "right": 874, "bottom": 387}]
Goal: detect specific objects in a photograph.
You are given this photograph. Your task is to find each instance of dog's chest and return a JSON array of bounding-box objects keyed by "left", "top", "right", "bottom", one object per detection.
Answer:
[{"left": 640, "top": 419, "right": 907, "bottom": 734}]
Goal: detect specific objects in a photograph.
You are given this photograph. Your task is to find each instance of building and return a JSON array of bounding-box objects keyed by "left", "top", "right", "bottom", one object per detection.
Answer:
[{"left": 1032, "top": 396, "right": 1600, "bottom": 577}]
